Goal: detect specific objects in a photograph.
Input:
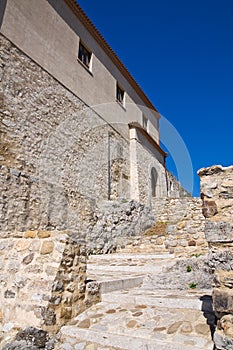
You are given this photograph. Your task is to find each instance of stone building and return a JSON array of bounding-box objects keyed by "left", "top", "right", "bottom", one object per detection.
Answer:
[
  {"left": 0, "top": 0, "right": 189, "bottom": 343},
  {"left": 0, "top": 0, "right": 185, "bottom": 206}
]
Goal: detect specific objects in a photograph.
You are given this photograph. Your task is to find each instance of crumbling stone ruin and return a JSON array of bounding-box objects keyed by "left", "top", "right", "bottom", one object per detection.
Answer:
[{"left": 198, "top": 165, "right": 233, "bottom": 350}]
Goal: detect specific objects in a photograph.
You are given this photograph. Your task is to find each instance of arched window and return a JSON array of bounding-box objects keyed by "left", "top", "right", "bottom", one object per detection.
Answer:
[{"left": 151, "top": 167, "right": 158, "bottom": 197}]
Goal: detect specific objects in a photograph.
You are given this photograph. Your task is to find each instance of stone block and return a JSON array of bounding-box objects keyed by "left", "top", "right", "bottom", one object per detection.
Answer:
[
  {"left": 213, "top": 289, "right": 233, "bottom": 315},
  {"left": 22, "top": 253, "right": 34, "bottom": 265},
  {"left": 23, "top": 231, "right": 36, "bottom": 238},
  {"left": 38, "top": 231, "right": 51, "bottom": 238},
  {"left": 205, "top": 221, "right": 233, "bottom": 243},
  {"left": 202, "top": 200, "right": 218, "bottom": 218},
  {"left": 214, "top": 329, "right": 233, "bottom": 350},
  {"left": 15, "top": 240, "right": 31, "bottom": 252},
  {"left": 40, "top": 241, "right": 54, "bottom": 255}
]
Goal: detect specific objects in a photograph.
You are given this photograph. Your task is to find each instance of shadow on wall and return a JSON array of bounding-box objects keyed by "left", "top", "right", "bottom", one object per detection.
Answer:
[{"left": 0, "top": 0, "right": 7, "bottom": 29}]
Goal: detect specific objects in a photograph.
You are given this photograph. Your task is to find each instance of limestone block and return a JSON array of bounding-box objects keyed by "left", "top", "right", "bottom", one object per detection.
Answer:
[
  {"left": 22, "top": 253, "right": 34, "bottom": 265},
  {"left": 15, "top": 240, "right": 31, "bottom": 252},
  {"left": 38, "top": 231, "right": 51, "bottom": 239},
  {"left": 219, "top": 314, "right": 233, "bottom": 338},
  {"left": 202, "top": 200, "right": 218, "bottom": 218},
  {"left": 23, "top": 231, "right": 36, "bottom": 238},
  {"left": 40, "top": 241, "right": 54, "bottom": 255},
  {"left": 214, "top": 329, "right": 233, "bottom": 350},
  {"left": 176, "top": 221, "right": 186, "bottom": 230},
  {"left": 214, "top": 271, "right": 233, "bottom": 289},
  {"left": 205, "top": 221, "right": 233, "bottom": 243},
  {"left": 213, "top": 289, "right": 233, "bottom": 316}
]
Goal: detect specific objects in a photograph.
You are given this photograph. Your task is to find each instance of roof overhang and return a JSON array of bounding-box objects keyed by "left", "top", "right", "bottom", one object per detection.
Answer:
[
  {"left": 64, "top": 0, "right": 159, "bottom": 115},
  {"left": 129, "top": 122, "right": 167, "bottom": 158}
]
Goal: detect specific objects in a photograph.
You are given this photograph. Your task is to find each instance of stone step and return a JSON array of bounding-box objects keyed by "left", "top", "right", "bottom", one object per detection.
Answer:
[
  {"left": 102, "top": 289, "right": 213, "bottom": 312},
  {"left": 97, "top": 276, "right": 144, "bottom": 293},
  {"left": 87, "top": 263, "right": 171, "bottom": 275},
  {"left": 88, "top": 253, "right": 174, "bottom": 261},
  {"left": 59, "top": 324, "right": 213, "bottom": 350},
  {"left": 87, "top": 253, "right": 176, "bottom": 292},
  {"left": 56, "top": 289, "right": 215, "bottom": 349}
]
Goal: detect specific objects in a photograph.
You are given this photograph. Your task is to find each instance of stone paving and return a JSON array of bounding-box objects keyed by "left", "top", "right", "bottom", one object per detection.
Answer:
[{"left": 55, "top": 253, "right": 215, "bottom": 350}]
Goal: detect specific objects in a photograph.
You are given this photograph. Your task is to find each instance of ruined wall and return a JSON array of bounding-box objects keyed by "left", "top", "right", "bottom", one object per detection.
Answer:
[
  {"left": 151, "top": 197, "right": 208, "bottom": 257},
  {"left": 86, "top": 200, "right": 155, "bottom": 254},
  {"left": 117, "top": 197, "right": 208, "bottom": 257},
  {"left": 167, "top": 171, "right": 191, "bottom": 198},
  {"left": 198, "top": 165, "right": 233, "bottom": 350}
]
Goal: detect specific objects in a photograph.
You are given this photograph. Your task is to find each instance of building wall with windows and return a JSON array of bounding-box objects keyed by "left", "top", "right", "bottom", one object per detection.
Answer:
[
  {"left": 0, "top": 0, "right": 160, "bottom": 143},
  {"left": 0, "top": 0, "right": 188, "bottom": 205}
]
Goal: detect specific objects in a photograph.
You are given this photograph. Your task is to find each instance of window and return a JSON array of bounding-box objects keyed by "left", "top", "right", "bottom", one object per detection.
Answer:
[
  {"left": 142, "top": 115, "right": 148, "bottom": 131},
  {"left": 116, "top": 83, "right": 125, "bottom": 106},
  {"left": 78, "top": 41, "right": 92, "bottom": 69}
]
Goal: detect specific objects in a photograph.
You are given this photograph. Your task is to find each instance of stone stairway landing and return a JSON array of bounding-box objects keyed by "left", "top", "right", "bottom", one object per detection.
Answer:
[{"left": 55, "top": 253, "right": 215, "bottom": 350}]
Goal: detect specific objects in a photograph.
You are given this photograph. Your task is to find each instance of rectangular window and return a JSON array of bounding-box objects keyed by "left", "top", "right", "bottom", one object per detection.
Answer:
[
  {"left": 116, "top": 83, "right": 125, "bottom": 106},
  {"left": 78, "top": 41, "right": 92, "bottom": 70},
  {"left": 142, "top": 115, "right": 148, "bottom": 131}
]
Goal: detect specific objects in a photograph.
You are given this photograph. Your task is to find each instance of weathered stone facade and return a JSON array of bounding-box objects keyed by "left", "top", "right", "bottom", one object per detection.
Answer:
[
  {"left": 0, "top": 2, "right": 218, "bottom": 348},
  {"left": 117, "top": 197, "right": 208, "bottom": 257},
  {"left": 0, "top": 31, "right": 188, "bottom": 345},
  {"left": 198, "top": 165, "right": 233, "bottom": 350},
  {"left": 0, "top": 33, "right": 129, "bottom": 343}
]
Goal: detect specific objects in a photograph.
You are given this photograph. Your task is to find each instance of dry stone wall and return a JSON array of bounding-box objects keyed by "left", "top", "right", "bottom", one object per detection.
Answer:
[
  {"left": 198, "top": 165, "right": 233, "bottom": 350},
  {"left": 117, "top": 197, "right": 208, "bottom": 257},
  {"left": 151, "top": 197, "right": 208, "bottom": 257},
  {"left": 0, "top": 232, "right": 101, "bottom": 347}
]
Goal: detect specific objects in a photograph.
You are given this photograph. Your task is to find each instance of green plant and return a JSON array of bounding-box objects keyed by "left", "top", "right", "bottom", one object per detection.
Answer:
[
  {"left": 191, "top": 253, "right": 202, "bottom": 258},
  {"left": 189, "top": 282, "right": 197, "bottom": 289},
  {"left": 186, "top": 265, "right": 192, "bottom": 272},
  {"left": 121, "top": 198, "right": 128, "bottom": 203}
]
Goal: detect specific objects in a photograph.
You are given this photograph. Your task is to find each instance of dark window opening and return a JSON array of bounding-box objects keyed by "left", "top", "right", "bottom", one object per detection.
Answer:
[
  {"left": 151, "top": 167, "right": 158, "bottom": 197},
  {"left": 78, "top": 41, "right": 92, "bottom": 69},
  {"left": 116, "top": 83, "right": 125, "bottom": 105},
  {"left": 142, "top": 115, "right": 148, "bottom": 131}
]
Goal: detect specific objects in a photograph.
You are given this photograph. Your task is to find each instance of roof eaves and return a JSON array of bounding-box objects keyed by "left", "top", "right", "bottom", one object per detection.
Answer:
[{"left": 64, "top": 0, "right": 159, "bottom": 115}]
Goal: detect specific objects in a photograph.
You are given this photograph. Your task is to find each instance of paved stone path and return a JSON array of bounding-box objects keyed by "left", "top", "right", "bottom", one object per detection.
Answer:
[{"left": 56, "top": 253, "right": 215, "bottom": 350}]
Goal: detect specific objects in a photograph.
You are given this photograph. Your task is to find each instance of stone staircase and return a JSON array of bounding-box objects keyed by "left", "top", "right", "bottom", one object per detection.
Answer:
[{"left": 55, "top": 253, "right": 215, "bottom": 350}]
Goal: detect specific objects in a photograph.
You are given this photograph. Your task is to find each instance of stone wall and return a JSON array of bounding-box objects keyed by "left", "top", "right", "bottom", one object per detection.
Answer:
[
  {"left": 0, "top": 231, "right": 101, "bottom": 347},
  {"left": 151, "top": 197, "right": 208, "bottom": 257},
  {"left": 86, "top": 200, "right": 155, "bottom": 254},
  {"left": 198, "top": 165, "right": 233, "bottom": 350},
  {"left": 167, "top": 171, "right": 191, "bottom": 198},
  {"left": 0, "top": 33, "right": 130, "bottom": 345},
  {"left": 116, "top": 197, "right": 208, "bottom": 257},
  {"left": 136, "top": 140, "right": 167, "bottom": 203}
]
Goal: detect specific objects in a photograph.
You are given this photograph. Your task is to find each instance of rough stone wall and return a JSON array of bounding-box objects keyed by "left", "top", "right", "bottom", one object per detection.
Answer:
[
  {"left": 198, "top": 165, "right": 233, "bottom": 350},
  {"left": 116, "top": 197, "right": 208, "bottom": 257},
  {"left": 0, "top": 33, "right": 131, "bottom": 344},
  {"left": 167, "top": 171, "right": 191, "bottom": 198},
  {"left": 150, "top": 197, "right": 208, "bottom": 257},
  {"left": 0, "top": 34, "right": 130, "bottom": 215},
  {"left": 0, "top": 232, "right": 101, "bottom": 347},
  {"left": 86, "top": 200, "right": 155, "bottom": 254}
]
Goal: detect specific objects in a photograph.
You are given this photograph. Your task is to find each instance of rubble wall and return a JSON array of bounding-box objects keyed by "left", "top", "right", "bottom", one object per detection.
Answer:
[{"left": 198, "top": 165, "right": 233, "bottom": 350}]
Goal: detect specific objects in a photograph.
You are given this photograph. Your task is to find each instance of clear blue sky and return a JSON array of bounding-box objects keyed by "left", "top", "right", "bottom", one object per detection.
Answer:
[{"left": 77, "top": 0, "right": 233, "bottom": 196}]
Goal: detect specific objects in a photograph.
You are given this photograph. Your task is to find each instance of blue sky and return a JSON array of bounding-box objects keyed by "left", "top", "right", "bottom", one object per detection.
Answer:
[{"left": 77, "top": 0, "right": 233, "bottom": 196}]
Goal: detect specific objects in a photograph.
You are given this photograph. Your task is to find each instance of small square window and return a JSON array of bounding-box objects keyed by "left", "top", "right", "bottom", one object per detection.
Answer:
[
  {"left": 116, "top": 83, "right": 125, "bottom": 106},
  {"left": 78, "top": 41, "right": 92, "bottom": 69}
]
